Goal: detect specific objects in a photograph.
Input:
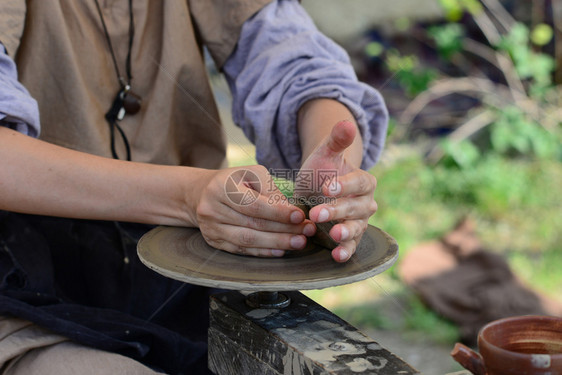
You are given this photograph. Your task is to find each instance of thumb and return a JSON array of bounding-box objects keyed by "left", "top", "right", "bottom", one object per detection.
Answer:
[{"left": 325, "top": 120, "right": 357, "bottom": 155}]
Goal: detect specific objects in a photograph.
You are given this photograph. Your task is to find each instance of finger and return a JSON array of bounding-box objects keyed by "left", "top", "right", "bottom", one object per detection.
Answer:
[
  {"left": 200, "top": 225, "right": 291, "bottom": 257},
  {"left": 226, "top": 186, "right": 306, "bottom": 225},
  {"left": 308, "top": 196, "right": 377, "bottom": 223},
  {"left": 231, "top": 208, "right": 317, "bottom": 235},
  {"left": 323, "top": 170, "right": 376, "bottom": 198},
  {"left": 331, "top": 240, "right": 358, "bottom": 263},
  {"left": 222, "top": 246, "right": 287, "bottom": 258},
  {"left": 199, "top": 193, "right": 315, "bottom": 238},
  {"left": 206, "top": 198, "right": 310, "bottom": 234},
  {"left": 325, "top": 120, "right": 357, "bottom": 155},
  {"left": 222, "top": 166, "right": 306, "bottom": 224},
  {"left": 204, "top": 224, "right": 309, "bottom": 251},
  {"left": 328, "top": 220, "right": 368, "bottom": 243}
]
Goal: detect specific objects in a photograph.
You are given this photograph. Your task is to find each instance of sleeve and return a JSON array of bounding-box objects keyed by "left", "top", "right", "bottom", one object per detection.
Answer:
[
  {"left": 222, "top": 0, "right": 389, "bottom": 171},
  {"left": 0, "top": 44, "right": 40, "bottom": 137}
]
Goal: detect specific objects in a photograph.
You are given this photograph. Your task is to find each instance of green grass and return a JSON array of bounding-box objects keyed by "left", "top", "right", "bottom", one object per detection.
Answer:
[
  {"left": 372, "top": 154, "right": 561, "bottom": 253},
  {"left": 402, "top": 295, "right": 460, "bottom": 345}
]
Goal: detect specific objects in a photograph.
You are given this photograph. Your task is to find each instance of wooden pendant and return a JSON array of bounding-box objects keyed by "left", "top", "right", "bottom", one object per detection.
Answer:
[{"left": 123, "top": 90, "right": 142, "bottom": 115}]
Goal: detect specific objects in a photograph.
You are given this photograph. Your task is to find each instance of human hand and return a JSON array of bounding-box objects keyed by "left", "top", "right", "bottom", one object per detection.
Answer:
[
  {"left": 297, "top": 120, "right": 378, "bottom": 263},
  {"left": 194, "top": 165, "right": 315, "bottom": 257}
]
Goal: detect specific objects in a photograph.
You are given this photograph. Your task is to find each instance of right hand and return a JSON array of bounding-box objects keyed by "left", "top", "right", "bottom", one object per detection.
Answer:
[
  {"left": 296, "top": 120, "right": 378, "bottom": 263},
  {"left": 194, "top": 165, "right": 316, "bottom": 257}
]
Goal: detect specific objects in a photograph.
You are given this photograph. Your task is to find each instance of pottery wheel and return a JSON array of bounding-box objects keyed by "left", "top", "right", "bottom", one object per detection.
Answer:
[{"left": 137, "top": 225, "right": 398, "bottom": 291}]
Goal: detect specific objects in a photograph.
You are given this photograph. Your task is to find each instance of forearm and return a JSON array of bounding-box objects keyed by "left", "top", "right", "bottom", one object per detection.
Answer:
[
  {"left": 297, "top": 98, "right": 363, "bottom": 168},
  {"left": 0, "top": 127, "right": 209, "bottom": 226}
]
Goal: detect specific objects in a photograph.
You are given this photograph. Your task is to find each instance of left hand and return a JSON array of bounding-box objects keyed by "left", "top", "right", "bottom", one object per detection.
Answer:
[{"left": 297, "top": 120, "right": 378, "bottom": 263}]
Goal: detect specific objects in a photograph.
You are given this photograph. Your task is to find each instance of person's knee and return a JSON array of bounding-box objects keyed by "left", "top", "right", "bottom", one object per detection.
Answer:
[{"left": 4, "top": 341, "right": 163, "bottom": 375}]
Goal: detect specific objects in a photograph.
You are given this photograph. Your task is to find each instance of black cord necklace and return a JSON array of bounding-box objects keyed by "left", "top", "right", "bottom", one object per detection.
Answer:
[{"left": 94, "top": 0, "right": 142, "bottom": 161}]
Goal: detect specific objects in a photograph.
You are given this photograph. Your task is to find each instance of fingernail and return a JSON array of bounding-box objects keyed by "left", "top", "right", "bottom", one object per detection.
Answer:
[
  {"left": 338, "top": 249, "right": 350, "bottom": 262},
  {"left": 303, "top": 223, "right": 316, "bottom": 236},
  {"left": 290, "top": 235, "right": 305, "bottom": 249},
  {"left": 317, "top": 208, "right": 330, "bottom": 222},
  {"left": 271, "top": 249, "right": 285, "bottom": 257},
  {"left": 327, "top": 181, "right": 342, "bottom": 196},
  {"left": 290, "top": 210, "right": 304, "bottom": 224},
  {"left": 340, "top": 226, "right": 349, "bottom": 241}
]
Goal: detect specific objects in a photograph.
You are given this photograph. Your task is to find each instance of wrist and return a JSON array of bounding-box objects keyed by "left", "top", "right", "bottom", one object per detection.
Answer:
[
  {"left": 127, "top": 165, "right": 217, "bottom": 228},
  {"left": 179, "top": 167, "right": 218, "bottom": 227}
]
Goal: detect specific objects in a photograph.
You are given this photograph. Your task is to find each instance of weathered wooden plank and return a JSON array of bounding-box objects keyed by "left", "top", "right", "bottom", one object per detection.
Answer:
[
  {"left": 209, "top": 291, "right": 419, "bottom": 375},
  {"left": 209, "top": 327, "right": 281, "bottom": 375}
]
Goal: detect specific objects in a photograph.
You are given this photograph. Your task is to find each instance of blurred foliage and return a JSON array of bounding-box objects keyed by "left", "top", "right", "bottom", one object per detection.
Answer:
[
  {"left": 403, "top": 295, "right": 460, "bottom": 345},
  {"left": 371, "top": 153, "right": 561, "bottom": 254},
  {"left": 490, "top": 105, "right": 558, "bottom": 158},
  {"left": 530, "top": 23, "right": 554, "bottom": 47},
  {"left": 497, "top": 23, "right": 555, "bottom": 96},
  {"left": 428, "top": 23, "right": 465, "bottom": 59},
  {"left": 386, "top": 1, "right": 562, "bottom": 166},
  {"left": 438, "top": 0, "right": 483, "bottom": 21},
  {"left": 385, "top": 52, "right": 438, "bottom": 96}
]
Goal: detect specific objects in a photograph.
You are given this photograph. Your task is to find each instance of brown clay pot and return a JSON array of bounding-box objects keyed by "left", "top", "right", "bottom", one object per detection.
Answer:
[{"left": 451, "top": 315, "right": 562, "bottom": 375}]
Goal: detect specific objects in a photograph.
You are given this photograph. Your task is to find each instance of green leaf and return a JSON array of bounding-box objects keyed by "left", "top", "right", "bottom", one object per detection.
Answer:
[
  {"left": 528, "top": 126, "right": 558, "bottom": 159},
  {"left": 429, "top": 24, "right": 465, "bottom": 59},
  {"left": 365, "top": 41, "right": 384, "bottom": 58},
  {"left": 437, "top": 0, "right": 483, "bottom": 21},
  {"left": 490, "top": 120, "right": 512, "bottom": 154},
  {"left": 531, "top": 24, "right": 554, "bottom": 46},
  {"left": 385, "top": 52, "right": 438, "bottom": 96},
  {"left": 441, "top": 139, "right": 481, "bottom": 168},
  {"left": 461, "top": 0, "right": 483, "bottom": 15}
]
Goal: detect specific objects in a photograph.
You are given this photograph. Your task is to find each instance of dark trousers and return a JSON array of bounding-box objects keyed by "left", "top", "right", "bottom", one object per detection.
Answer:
[{"left": 0, "top": 211, "right": 215, "bottom": 374}]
